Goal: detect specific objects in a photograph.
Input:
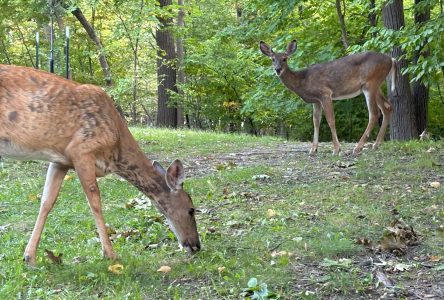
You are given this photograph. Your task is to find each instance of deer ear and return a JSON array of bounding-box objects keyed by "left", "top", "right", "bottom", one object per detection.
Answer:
[
  {"left": 165, "top": 159, "right": 185, "bottom": 191},
  {"left": 259, "top": 41, "right": 273, "bottom": 57},
  {"left": 286, "top": 40, "right": 297, "bottom": 56},
  {"left": 153, "top": 161, "right": 166, "bottom": 176}
]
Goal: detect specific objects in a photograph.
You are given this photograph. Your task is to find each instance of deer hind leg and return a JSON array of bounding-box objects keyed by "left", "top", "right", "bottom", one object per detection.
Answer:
[
  {"left": 310, "top": 102, "right": 323, "bottom": 155},
  {"left": 70, "top": 153, "right": 117, "bottom": 260},
  {"left": 373, "top": 90, "right": 392, "bottom": 150},
  {"left": 354, "top": 89, "right": 379, "bottom": 155},
  {"left": 24, "top": 163, "right": 68, "bottom": 266},
  {"left": 321, "top": 97, "right": 341, "bottom": 155}
]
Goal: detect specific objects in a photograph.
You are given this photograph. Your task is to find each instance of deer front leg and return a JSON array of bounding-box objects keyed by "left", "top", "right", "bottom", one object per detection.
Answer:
[
  {"left": 310, "top": 102, "right": 323, "bottom": 155},
  {"left": 72, "top": 155, "right": 117, "bottom": 260},
  {"left": 24, "top": 163, "right": 68, "bottom": 266},
  {"left": 321, "top": 98, "right": 341, "bottom": 155}
]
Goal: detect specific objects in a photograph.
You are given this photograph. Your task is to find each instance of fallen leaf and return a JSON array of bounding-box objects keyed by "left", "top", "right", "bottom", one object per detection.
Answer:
[
  {"left": 393, "top": 263, "right": 413, "bottom": 272},
  {"left": 108, "top": 264, "right": 124, "bottom": 274},
  {"left": 0, "top": 224, "right": 11, "bottom": 233},
  {"left": 45, "top": 249, "right": 63, "bottom": 264},
  {"left": 266, "top": 209, "right": 277, "bottom": 218},
  {"left": 379, "top": 234, "right": 407, "bottom": 254},
  {"left": 430, "top": 181, "right": 441, "bottom": 188},
  {"left": 429, "top": 255, "right": 441, "bottom": 262},
  {"left": 217, "top": 266, "right": 226, "bottom": 273},
  {"left": 271, "top": 250, "right": 294, "bottom": 257},
  {"left": 426, "top": 147, "right": 435, "bottom": 153},
  {"left": 157, "top": 265, "right": 172, "bottom": 273},
  {"left": 64, "top": 175, "right": 73, "bottom": 181},
  {"left": 252, "top": 174, "right": 270, "bottom": 181},
  {"left": 28, "top": 194, "right": 38, "bottom": 202},
  {"left": 356, "top": 238, "right": 373, "bottom": 249}
]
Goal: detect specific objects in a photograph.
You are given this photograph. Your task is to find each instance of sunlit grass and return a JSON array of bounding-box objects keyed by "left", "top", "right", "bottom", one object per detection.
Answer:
[{"left": 0, "top": 128, "right": 443, "bottom": 298}]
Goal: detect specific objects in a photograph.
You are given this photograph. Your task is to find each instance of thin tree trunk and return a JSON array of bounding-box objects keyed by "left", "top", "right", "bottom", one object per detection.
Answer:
[
  {"left": 16, "top": 26, "right": 35, "bottom": 68},
  {"left": 335, "top": 0, "right": 349, "bottom": 49},
  {"left": 176, "top": 0, "right": 185, "bottom": 127},
  {"left": 369, "top": 0, "right": 377, "bottom": 38},
  {"left": 382, "top": 0, "right": 418, "bottom": 140},
  {"left": 413, "top": 0, "right": 430, "bottom": 134},
  {"left": 114, "top": 0, "right": 144, "bottom": 124},
  {"left": 0, "top": 38, "right": 11, "bottom": 64},
  {"left": 71, "top": 7, "right": 112, "bottom": 86},
  {"left": 156, "top": 0, "right": 178, "bottom": 128}
]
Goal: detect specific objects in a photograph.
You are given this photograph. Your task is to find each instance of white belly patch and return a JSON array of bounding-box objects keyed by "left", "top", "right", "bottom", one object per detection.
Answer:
[
  {"left": 332, "top": 90, "right": 362, "bottom": 100},
  {"left": 0, "top": 139, "right": 70, "bottom": 165}
]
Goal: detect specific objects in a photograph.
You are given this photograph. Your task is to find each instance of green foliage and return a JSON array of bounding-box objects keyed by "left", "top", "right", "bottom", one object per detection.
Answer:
[
  {"left": 0, "top": 129, "right": 443, "bottom": 298},
  {"left": 0, "top": 0, "right": 443, "bottom": 136}
]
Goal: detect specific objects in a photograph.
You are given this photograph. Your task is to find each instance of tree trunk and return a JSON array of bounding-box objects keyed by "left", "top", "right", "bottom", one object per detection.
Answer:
[
  {"left": 156, "top": 0, "right": 178, "bottom": 128},
  {"left": 16, "top": 26, "right": 35, "bottom": 68},
  {"left": 382, "top": 0, "right": 418, "bottom": 140},
  {"left": 0, "top": 38, "right": 11, "bottom": 64},
  {"left": 71, "top": 7, "right": 112, "bottom": 86},
  {"left": 335, "top": 0, "right": 349, "bottom": 49},
  {"left": 369, "top": 0, "right": 377, "bottom": 38},
  {"left": 176, "top": 0, "right": 185, "bottom": 127},
  {"left": 413, "top": 0, "right": 430, "bottom": 134}
]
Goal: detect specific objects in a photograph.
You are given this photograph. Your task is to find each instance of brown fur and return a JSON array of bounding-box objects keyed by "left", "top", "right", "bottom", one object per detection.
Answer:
[
  {"left": 0, "top": 64, "right": 200, "bottom": 265},
  {"left": 260, "top": 40, "right": 395, "bottom": 155}
]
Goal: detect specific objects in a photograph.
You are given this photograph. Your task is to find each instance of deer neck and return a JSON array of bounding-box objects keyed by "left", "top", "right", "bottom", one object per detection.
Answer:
[
  {"left": 279, "top": 68, "right": 303, "bottom": 94},
  {"left": 114, "top": 130, "right": 170, "bottom": 212}
]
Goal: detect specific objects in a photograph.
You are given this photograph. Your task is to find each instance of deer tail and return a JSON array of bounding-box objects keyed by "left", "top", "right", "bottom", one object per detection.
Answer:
[{"left": 390, "top": 58, "right": 397, "bottom": 93}]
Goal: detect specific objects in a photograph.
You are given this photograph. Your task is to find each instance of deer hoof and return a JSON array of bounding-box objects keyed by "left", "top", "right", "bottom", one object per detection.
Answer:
[
  {"left": 23, "top": 254, "right": 37, "bottom": 266},
  {"left": 352, "top": 147, "right": 362, "bottom": 155},
  {"left": 372, "top": 143, "right": 380, "bottom": 150}
]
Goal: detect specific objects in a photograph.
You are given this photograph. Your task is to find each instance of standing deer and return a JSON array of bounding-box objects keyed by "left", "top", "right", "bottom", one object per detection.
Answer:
[
  {"left": 260, "top": 40, "right": 396, "bottom": 155},
  {"left": 0, "top": 64, "right": 200, "bottom": 266}
]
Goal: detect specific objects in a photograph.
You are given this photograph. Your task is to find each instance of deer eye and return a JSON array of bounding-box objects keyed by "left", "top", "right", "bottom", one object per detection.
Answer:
[
  {"left": 188, "top": 208, "right": 195, "bottom": 216},
  {"left": 283, "top": 57, "right": 287, "bottom": 62}
]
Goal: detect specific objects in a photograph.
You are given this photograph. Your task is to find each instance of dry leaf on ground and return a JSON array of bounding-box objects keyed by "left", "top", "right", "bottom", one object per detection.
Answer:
[
  {"left": 157, "top": 265, "right": 172, "bottom": 273},
  {"left": 108, "top": 264, "right": 124, "bottom": 274}
]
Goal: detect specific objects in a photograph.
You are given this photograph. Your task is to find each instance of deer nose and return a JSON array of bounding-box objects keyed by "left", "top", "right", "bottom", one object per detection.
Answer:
[{"left": 275, "top": 68, "right": 282, "bottom": 75}]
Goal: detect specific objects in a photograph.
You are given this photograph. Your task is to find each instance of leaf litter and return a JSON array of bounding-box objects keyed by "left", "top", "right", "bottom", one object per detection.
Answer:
[{"left": 168, "top": 141, "right": 444, "bottom": 298}]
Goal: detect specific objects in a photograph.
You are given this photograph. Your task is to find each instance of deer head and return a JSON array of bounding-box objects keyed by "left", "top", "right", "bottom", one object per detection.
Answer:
[
  {"left": 259, "top": 40, "right": 297, "bottom": 76},
  {"left": 153, "top": 160, "right": 200, "bottom": 253}
]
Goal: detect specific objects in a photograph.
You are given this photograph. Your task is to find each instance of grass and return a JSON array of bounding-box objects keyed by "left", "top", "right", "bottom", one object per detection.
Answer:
[{"left": 0, "top": 128, "right": 443, "bottom": 299}]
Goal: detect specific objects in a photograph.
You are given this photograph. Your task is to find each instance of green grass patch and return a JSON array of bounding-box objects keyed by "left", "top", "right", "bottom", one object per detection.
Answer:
[{"left": 0, "top": 128, "right": 443, "bottom": 298}]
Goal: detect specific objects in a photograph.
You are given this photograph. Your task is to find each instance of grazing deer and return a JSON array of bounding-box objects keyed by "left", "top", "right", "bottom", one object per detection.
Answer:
[
  {"left": 0, "top": 64, "right": 200, "bottom": 266},
  {"left": 260, "top": 40, "right": 396, "bottom": 155}
]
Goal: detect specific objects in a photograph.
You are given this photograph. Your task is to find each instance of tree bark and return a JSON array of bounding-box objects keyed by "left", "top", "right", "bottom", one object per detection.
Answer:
[
  {"left": 382, "top": 0, "right": 418, "bottom": 140},
  {"left": 369, "top": 0, "right": 377, "bottom": 38},
  {"left": 335, "top": 0, "right": 349, "bottom": 49},
  {"left": 156, "top": 0, "right": 178, "bottom": 128},
  {"left": 0, "top": 38, "right": 11, "bottom": 64},
  {"left": 16, "top": 26, "right": 35, "bottom": 68},
  {"left": 71, "top": 7, "right": 112, "bottom": 86},
  {"left": 413, "top": 0, "right": 430, "bottom": 134},
  {"left": 176, "top": 0, "right": 185, "bottom": 127}
]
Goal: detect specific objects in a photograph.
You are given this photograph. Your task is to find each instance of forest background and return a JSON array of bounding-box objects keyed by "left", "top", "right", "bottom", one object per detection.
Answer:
[{"left": 0, "top": 0, "right": 443, "bottom": 142}]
